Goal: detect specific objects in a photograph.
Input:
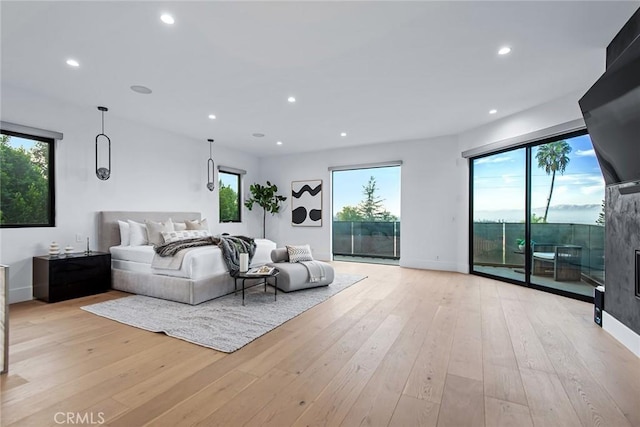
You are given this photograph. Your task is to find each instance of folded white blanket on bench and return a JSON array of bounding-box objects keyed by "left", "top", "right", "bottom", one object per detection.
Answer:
[{"left": 300, "top": 261, "right": 326, "bottom": 283}]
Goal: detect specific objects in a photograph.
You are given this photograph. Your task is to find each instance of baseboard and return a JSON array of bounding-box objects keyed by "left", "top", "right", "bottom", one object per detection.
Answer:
[
  {"left": 603, "top": 311, "right": 640, "bottom": 358},
  {"left": 9, "top": 286, "right": 33, "bottom": 304},
  {"left": 399, "top": 258, "right": 460, "bottom": 272},
  {"left": 315, "top": 252, "right": 332, "bottom": 262}
]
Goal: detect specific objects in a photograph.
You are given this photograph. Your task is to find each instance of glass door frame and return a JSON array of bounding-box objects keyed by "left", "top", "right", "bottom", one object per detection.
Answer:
[{"left": 469, "top": 129, "right": 594, "bottom": 303}]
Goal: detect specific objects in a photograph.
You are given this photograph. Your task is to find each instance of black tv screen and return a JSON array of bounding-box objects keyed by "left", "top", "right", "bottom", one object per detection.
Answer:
[{"left": 579, "top": 44, "right": 640, "bottom": 186}]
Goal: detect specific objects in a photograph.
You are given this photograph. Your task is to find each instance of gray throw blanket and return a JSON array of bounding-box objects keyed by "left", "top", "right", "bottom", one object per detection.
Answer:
[
  {"left": 218, "top": 235, "right": 256, "bottom": 276},
  {"left": 152, "top": 236, "right": 256, "bottom": 276},
  {"left": 152, "top": 237, "right": 218, "bottom": 270},
  {"left": 300, "top": 260, "right": 326, "bottom": 283}
]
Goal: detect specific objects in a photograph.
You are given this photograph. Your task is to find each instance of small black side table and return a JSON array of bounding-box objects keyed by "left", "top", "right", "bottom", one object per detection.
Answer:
[
  {"left": 33, "top": 252, "right": 111, "bottom": 303},
  {"left": 234, "top": 269, "right": 279, "bottom": 306}
]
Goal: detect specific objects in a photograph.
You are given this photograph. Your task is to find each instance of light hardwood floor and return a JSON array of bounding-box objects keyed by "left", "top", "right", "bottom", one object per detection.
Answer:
[{"left": 1, "top": 262, "right": 639, "bottom": 427}]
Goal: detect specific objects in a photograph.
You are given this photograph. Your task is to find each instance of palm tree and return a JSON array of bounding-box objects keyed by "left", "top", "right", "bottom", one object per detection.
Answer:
[{"left": 535, "top": 140, "right": 571, "bottom": 222}]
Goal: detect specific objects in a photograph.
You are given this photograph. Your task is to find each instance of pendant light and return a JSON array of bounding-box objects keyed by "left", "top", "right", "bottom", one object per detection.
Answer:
[
  {"left": 95, "top": 106, "right": 111, "bottom": 180},
  {"left": 206, "top": 139, "right": 215, "bottom": 191}
]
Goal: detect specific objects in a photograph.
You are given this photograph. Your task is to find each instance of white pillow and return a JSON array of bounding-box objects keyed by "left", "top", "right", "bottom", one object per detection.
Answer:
[
  {"left": 161, "top": 230, "right": 212, "bottom": 244},
  {"left": 145, "top": 219, "right": 174, "bottom": 246},
  {"left": 128, "top": 220, "right": 149, "bottom": 246},
  {"left": 169, "top": 218, "right": 187, "bottom": 231},
  {"left": 286, "top": 244, "right": 314, "bottom": 263},
  {"left": 118, "top": 220, "right": 130, "bottom": 246},
  {"left": 185, "top": 218, "right": 209, "bottom": 231}
]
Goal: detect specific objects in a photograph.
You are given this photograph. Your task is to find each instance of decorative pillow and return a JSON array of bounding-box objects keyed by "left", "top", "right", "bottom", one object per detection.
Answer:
[
  {"left": 185, "top": 218, "right": 209, "bottom": 231},
  {"left": 127, "top": 220, "right": 149, "bottom": 246},
  {"left": 286, "top": 244, "right": 314, "bottom": 263},
  {"left": 118, "top": 220, "right": 130, "bottom": 246},
  {"left": 161, "top": 230, "right": 212, "bottom": 244},
  {"left": 170, "top": 218, "right": 188, "bottom": 231},
  {"left": 271, "top": 248, "right": 289, "bottom": 263},
  {"left": 145, "top": 219, "right": 174, "bottom": 246}
]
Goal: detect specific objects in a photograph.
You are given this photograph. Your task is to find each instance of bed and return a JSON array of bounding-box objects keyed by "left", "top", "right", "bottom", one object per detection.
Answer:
[{"left": 98, "top": 211, "right": 276, "bottom": 304}]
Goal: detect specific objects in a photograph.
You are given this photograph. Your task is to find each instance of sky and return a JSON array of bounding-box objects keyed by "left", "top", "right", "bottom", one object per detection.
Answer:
[
  {"left": 332, "top": 166, "right": 401, "bottom": 217},
  {"left": 4, "top": 135, "right": 36, "bottom": 150},
  {"left": 219, "top": 171, "right": 238, "bottom": 190},
  {"left": 473, "top": 134, "right": 605, "bottom": 223}
]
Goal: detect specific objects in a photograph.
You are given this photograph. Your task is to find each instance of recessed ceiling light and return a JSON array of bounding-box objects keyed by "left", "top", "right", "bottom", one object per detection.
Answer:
[
  {"left": 340, "top": 132, "right": 347, "bottom": 137},
  {"left": 252, "top": 133, "right": 265, "bottom": 138},
  {"left": 489, "top": 109, "right": 498, "bottom": 114},
  {"left": 160, "top": 14, "right": 175, "bottom": 25},
  {"left": 276, "top": 141, "right": 283, "bottom": 145},
  {"left": 66, "top": 59, "right": 79, "bottom": 67},
  {"left": 130, "top": 85, "right": 152, "bottom": 94},
  {"left": 498, "top": 46, "right": 511, "bottom": 55},
  {"left": 287, "top": 96, "right": 296, "bottom": 103},
  {"left": 208, "top": 114, "right": 216, "bottom": 120}
]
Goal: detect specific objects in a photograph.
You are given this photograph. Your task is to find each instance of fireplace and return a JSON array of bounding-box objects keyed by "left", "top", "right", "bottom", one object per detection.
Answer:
[{"left": 636, "top": 250, "right": 640, "bottom": 299}]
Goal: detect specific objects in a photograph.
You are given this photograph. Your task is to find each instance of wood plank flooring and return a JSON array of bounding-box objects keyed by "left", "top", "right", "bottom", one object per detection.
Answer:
[{"left": 1, "top": 263, "right": 639, "bottom": 427}]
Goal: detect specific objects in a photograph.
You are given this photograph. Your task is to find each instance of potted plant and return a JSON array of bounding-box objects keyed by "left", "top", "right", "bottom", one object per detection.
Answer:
[
  {"left": 516, "top": 239, "right": 535, "bottom": 251},
  {"left": 244, "top": 181, "right": 287, "bottom": 238}
]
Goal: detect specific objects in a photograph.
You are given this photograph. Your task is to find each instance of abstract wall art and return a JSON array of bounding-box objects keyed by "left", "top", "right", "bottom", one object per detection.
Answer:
[{"left": 291, "top": 180, "right": 322, "bottom": 227}]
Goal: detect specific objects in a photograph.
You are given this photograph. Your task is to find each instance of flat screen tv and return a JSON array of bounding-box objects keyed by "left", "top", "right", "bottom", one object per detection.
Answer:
[{"left": 579, "top": 38, "right": 640, "bottom": 186}]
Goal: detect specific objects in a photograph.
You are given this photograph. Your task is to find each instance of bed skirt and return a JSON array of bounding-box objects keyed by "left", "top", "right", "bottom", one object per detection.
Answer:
[{"left": 111, "top": 268, "right": 236, "bottom": 305}]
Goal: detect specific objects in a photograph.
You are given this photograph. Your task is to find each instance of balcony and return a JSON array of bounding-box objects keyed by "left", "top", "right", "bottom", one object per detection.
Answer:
[
  {"left": 473, "top": 222, "right": 604, "bottom": 297},
  {"left": 333, "top": 221, "right": 400, "bottom": 262}
]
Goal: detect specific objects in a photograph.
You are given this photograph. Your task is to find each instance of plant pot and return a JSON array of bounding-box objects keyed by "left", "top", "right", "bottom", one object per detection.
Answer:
[{"left": 518, "top": 244, "right": 525, "bottom": 251}]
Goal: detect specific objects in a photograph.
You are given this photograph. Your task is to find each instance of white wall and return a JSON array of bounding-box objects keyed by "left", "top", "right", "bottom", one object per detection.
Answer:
[
  {"left": 258, "top": 136, "right": 467, "bottom": 272},
  {"left": 0, "top": 87, "right": 261, "bottom": 303}
]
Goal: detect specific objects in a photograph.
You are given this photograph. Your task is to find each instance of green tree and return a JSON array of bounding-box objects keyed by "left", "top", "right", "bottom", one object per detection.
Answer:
[
  {"left": 0, "top": 134, "right": 49, "bottom": 225},
  {"left": 530, "top": 213, "right": 546, "bottom": 224},
  {"left": 335, "top": 205, "right": 363, "bottom": 221},
  {"left": 219, "top": 180, "right": 239, "bottom": 222},
  {"left": 596, "top": 199, "right": 605, "bottom": 226},
  {"left": 336, "top": 176, "right": 398, "bottom": 222},
  {"left": 535, "top": 140, "right": 571, "bottom": 222},
  {"left": 357, "top": 176, "right": 385, "bottom": 221},
  {"left": 30, "top": 141, "right": 49, "bottom": 176},
  {"left": 378, "top": 210, "right": 398, "bottom": 222}
]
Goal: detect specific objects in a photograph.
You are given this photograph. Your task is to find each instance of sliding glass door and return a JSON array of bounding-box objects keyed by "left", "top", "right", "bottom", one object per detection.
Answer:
[
  {"left": 471, "top": 131, "right": 605, "bottom": 300},
  {"left": 472, "top": 148, "right": 526, "bottom": 282}
]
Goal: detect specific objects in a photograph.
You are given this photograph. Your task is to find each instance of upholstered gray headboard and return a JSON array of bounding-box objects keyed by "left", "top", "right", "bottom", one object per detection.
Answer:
[{"left": 98, "top": 211, "right": 201, "bottom": 252}]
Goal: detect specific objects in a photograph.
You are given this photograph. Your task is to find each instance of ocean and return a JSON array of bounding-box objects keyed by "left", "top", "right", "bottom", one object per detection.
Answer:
[{"left": 475, "top": 204, "right": 602, "bottom": 225}]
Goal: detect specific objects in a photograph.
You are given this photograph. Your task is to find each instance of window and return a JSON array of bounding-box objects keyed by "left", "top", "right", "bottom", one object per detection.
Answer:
[
  {"left": 0, "top": 130, "right": 55, "bottom": 227},
  {"left": 219, "top": 170, "right": 241, "bottom": 222},
  {"left": 331, "top": 164, "right": 401, "bottom": 263}
]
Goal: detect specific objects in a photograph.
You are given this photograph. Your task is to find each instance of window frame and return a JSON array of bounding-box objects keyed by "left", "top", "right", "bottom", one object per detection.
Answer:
[
  {"left": 0, "top": 129, "right": 56, "bottom": 228},
  {"left": 218, "top": 170, "right": 242, "bottom": 223}
]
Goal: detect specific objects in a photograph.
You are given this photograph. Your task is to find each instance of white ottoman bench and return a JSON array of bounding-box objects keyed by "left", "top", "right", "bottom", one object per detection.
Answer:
[{"left": 267, "top": 248, "right": 335, "bottom": 292}]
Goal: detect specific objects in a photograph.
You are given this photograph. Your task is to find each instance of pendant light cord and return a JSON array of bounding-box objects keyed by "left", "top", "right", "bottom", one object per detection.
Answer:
[{"left": 101, "top": 110, "right": 105, "bottom": 134}]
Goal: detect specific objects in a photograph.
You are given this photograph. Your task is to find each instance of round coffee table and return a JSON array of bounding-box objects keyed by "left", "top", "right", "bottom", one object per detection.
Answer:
[{"left": 234, "top": 269, "right": 279, "bottom": 306}]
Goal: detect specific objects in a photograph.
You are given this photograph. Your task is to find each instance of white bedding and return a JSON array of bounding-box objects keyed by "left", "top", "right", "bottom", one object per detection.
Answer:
[{"left": 110, "top": 239, "right": 276, "bottom": 280}]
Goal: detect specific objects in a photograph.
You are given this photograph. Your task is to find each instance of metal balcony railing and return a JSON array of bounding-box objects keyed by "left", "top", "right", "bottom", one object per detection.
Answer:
[
  {"left": 332, "top": 221, "right": 400, "bottom": 259},
  {"left": 473, "top": 222, "right": 605, "bottom": 284}
]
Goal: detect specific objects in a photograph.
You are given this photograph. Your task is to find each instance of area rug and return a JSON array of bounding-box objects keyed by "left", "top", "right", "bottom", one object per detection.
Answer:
[{"left": 81, "top": 273, "right": 366, "bottom": 353}]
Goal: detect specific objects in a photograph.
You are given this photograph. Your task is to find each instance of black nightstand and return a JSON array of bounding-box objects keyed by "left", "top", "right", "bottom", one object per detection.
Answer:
[{"left": 33, "top": 252, "right": 111, "bottom": 302}]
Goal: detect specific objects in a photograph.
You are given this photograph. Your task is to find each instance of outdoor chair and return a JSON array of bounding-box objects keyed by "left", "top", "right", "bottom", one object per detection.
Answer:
[{"left": 532, "top": 244, "right": 582, "bottom": 281}]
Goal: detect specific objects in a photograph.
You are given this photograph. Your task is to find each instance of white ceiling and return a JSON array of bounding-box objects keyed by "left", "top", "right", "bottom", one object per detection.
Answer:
[{"left": 1, "top": 1, "right": 638, "bottom": 157}]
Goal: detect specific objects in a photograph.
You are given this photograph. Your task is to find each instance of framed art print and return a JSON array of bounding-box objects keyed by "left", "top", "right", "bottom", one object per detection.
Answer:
[{"left": 291, "top": 180, "right": 322, "bottom": 227}]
